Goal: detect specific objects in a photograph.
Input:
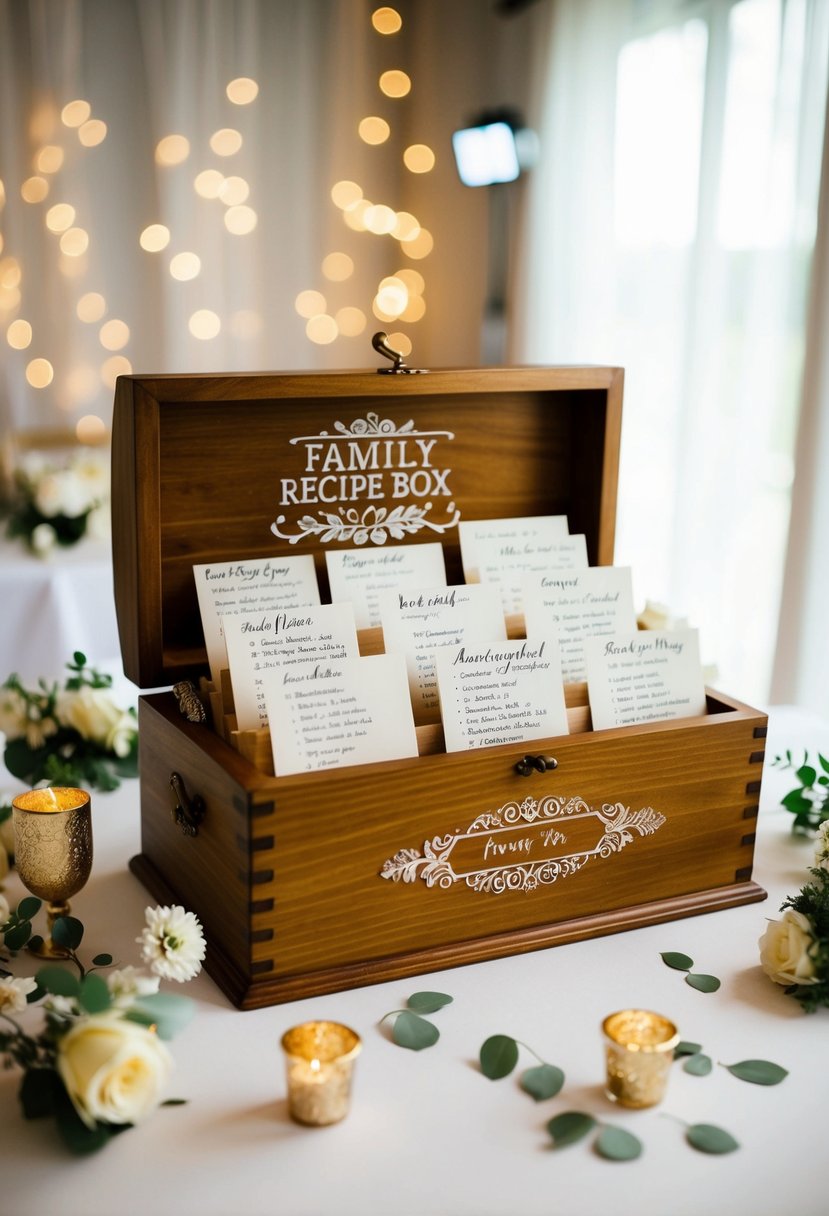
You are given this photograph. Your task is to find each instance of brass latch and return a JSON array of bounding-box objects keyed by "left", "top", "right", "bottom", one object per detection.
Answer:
[
  {"left": 372, "top": 331, "right": 428, "bottom": 375},
  {"left": 170, "top": 772, "right": 206, "bottom": 837}
]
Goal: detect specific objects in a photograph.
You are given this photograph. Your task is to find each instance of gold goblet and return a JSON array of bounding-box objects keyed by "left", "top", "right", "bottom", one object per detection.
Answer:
[{"left": 12, "top": 788, "right": 93, "bottom": 959}]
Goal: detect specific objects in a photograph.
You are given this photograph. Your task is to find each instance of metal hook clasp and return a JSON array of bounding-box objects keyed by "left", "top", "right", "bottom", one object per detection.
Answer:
[
  {"left": 514, "top": 754, "right": 558, "bottom": 778},
  {"left": 372, "top": 331, "right": 428, "bottom": 374},
  {"left": 170, "top": 772, "right": 206, "bottom": 837}
]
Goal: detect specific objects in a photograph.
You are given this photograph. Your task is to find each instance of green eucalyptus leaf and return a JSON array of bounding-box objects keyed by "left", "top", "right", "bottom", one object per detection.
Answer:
[
  {"left": 391, "top": 1011, "right": 439, "bottom": 1051},
  {"left": 91, "top": 953, "right": 113, "bottom": 967},
  {"left": 520, "top": 1064, "right": 564, "bottom": 1102},
  {"left": 479, "top": 1034, "right": 519, "bottom": 1080},
  {"left": 685, "top": 972, "right": 721, "bottom": 993},
  {"left": 686, "top": 1123, "right": 740, "bottom": 1154},
  {"left": 51, "top": 915, "right": 84, "bottom": 950},
  {"left": 17, "top": 896, "right": 42, "bottom": 921},
  {"left": 161, "top": 1098, "right": 189, "bottom": 1106},
  {"left": 818, "top": 753, "right": 829, "bottom": 775},
  {"left": 595, "top": 1125, "right": 643, "bottom": 1161},
  {"left": 781, "top": 790, "right": 812, "bottom": 814},
  {"left": 660, "top": 951, "right": 694, "bottom": 971},
  {"left": 683, "top": 1053, "right": 713, "bottom": 1076},
  {"left": 35, "top": 966, "right": 80, "bottom": 998},
  {"left": 128, "top": 993, "right": 195, "bottom": 1042},
  {"left": 52, "top": 1085, "right": 112, "bottom": 1155},
  {"left": 79, "top": 973, "right": 111, "bottom": 1014},
  {"left": 26, "top": 984, "right": 45, "bottom": 1004},
  {"left": 3, "top": 922, "right": 32, "bottom": 951},
  {"left": 795, "top": 764, "right": 817, "bottom": 788},
  {"left": 547, "top": 1110, "right": 597, "bottom": 1148},
  {"left": 28, "top": 935, "right": 44, "bottom": 954},
  {"left": 724, "top": 1059, "right": 788, "bottom": 1086},
  {"left": 72, "top": 651, "right": 88, "bottom": 667},
  {"left": 406, "top": 991, "right": 453, "bottom": 1014},
  {"left": 673, "top": 1041, "right": 703, "bottom": 1058}
]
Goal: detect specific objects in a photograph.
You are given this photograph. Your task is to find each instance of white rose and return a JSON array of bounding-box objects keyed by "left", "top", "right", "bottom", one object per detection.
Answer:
[
  {"left": 814, "top": 821, "right": 829, "bottom": 872},
  {"left": 33, "top": 472, "right": 66, "bottom": 518},
  {"left": 106, "top": 710, "right": 136, "bottom": 758},
  {"left": 85, "top": 504, "right": 111, "bottom": 542},
  {"left": 56, "top": 470, "right": 93, "bottom": 518},
  {"left": 759, "top": 910, "right": 820, "bottom": 986},
  {"left": 0, "top": 976, "right": 38, "bottom": 1014},
  {"left": 56, "top": 686, "right": 124, "bottom": 748},
  {"left": 31, "top": 522, "right": 57, "bottom": 555},
  {"left": 0, "top": 688, "right": 28, "bottom": 741},
  {"left": 56, "top": 1014, "right": 173, "bottom": 1128}
]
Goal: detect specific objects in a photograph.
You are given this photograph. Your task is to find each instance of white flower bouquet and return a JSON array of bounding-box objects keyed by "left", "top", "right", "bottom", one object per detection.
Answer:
[
  {"left": 0, "top": 898, "right": 204, "bottom": 1154},
  {"left": 0, "top": 653, "right": 137, "bottom": 792},
  {"left": 758, "top": 822, "right": 829, "bottom": 1012},
  {"left": 4, "top": 447, "right": 110, "bottom": 556}
]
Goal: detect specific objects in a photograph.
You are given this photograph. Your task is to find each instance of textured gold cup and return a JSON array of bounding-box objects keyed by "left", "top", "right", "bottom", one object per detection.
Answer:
[
  {"left": 12, "top": 788, "right": 93, "bottom": 959},
  {"left": 281, "top": 1021, "right": 362, "bottom": 1126},
  {"left": 602, "top": 1009, "right": 679, "bottom": 1109}
]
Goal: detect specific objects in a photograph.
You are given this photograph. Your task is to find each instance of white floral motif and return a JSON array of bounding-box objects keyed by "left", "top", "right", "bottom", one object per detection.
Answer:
[{"left": 271, "top": 502, "right": 461, "bottom": 546}]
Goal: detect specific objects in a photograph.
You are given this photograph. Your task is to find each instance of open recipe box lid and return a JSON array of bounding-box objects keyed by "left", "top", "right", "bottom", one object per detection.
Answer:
[{"left": 111, "top": 365, "right": 623, "bottom": 689}]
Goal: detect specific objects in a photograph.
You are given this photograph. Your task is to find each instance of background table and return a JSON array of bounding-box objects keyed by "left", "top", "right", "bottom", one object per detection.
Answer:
[{"left": 2, "top": 706, "right": 828, "bottom": 1216}]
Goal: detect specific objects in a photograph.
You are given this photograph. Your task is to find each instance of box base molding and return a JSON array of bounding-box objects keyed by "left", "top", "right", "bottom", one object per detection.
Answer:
[{"left": 129, "top": 853, "right": 766, "bottom": 1011}]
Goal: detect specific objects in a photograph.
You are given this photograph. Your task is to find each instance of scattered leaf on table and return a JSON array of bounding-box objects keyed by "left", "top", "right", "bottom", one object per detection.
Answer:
[
  {"left": 406, "top": 991, "right": 453, "bottom": 1014},
  {"left": 685, "top": 972, "right": 721, "bottom": 993},
  {"left": 595, "top": 1125, "right": 643, "bottom": 1161},
  {"left": 391, "top": 1011, "right": 440, "bottom": 1051},
  {"left": 480, "top": 1034, "right": 519, "bottom": 1080},
  {"left": 547, "top": 1110, "right": 597, "bottom": 1148},
  {"left": 92, "top": 953, "right": 113, "bottom": 967},
  {"left": 520, "top": 1064, "right": 564, "bottom": 1101},
  {"left": 686, "top": 1123, "right": 740, "bottom": 1154},
  {"left": 661, "top": 951, "right": 694, "bottom": 971},
  {"left": 724, "top": 1059, "right": 788, "bottom": 1086},
  {"left": 674, "top": 1041, "right": 703, "bottom": 1058},
  {"left": 683, "top": 1053, "right": 713, "bottom": 1076}
]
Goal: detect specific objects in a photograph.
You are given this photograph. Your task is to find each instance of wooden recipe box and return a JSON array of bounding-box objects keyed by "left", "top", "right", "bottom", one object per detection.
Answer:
[{"left": 111, "top": 365, "right": 767, "bottom": 1010}]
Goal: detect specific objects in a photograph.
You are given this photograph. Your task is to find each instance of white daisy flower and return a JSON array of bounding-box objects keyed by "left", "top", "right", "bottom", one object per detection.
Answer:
[{"left": 137, "top": 905, "right": 206, "bottom": 983}]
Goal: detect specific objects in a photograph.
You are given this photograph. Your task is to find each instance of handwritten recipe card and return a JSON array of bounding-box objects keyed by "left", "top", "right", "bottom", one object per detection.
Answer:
[
  {"left": 523, "top": 567, "right": 637, "bottom": 683},
  {"left": 224, "top": 603, "right": 359, "bottom": 731},
  {"left": 585, "top": 628, "right": 707, "bottom": 730},
  {"left": 193, "top": 556, "right": 320, "bottom": 685},
  {"left": 325, "top": 542, "right": 446, "bottom": 629},
  {"left": 474, "top": 534, "right": 590, "bottom": 616},
  {"left": 458, "top": 515, "right": 569, "bottom": 584},
  {"left": 379, "top": 584, "right": 507, "bottom": 722},
  {"left": 435, "top": 638, "right": 569, "bottom": 752},
  {"left": 263, "top": 654, "right": 418, "bottom": 775}
]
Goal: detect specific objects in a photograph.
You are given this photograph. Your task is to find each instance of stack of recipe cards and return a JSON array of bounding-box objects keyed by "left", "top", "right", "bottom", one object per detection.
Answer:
[
  {"left": 325, "top": 542, "right": 446, "bottom": 629},
  {"left": 585, "top": 627, "right": 707, "bottom": 730},
  {"left": 458, "top": 515, "right": 587, "bottom": 616},
  {"left": 523, "top": 567, "right": 637, "bottom": 683},
  {"left": 193, "top": 555, "right": 320, "bottom": 685}
]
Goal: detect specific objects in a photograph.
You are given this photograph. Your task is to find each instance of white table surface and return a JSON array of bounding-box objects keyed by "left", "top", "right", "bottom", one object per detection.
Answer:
[
  {"left": 0, "top": 535, "right": 121, "bottom": 684},
  {"left": 2, "top": 706, "right": 828, "bottom": 1216}
]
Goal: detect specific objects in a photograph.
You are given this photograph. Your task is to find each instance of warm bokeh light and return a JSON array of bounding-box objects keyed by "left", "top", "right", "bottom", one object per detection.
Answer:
[
  {"left": 58, "top": 252, "right": 88, "bottom": 278},
  {"left": 21, "top": 176, "right": 49, "bottom": 204},
  {"left": 140, "top": 224, "right": 171, "bottom": 252},
  {"left": 78, "top": 119, "right": 107, "bottom": 147},
  {"left": 0, "top": 257, "right": 22, "bottom": 288},
  {"left": 36, "top": 145, "right": 64, "bottom": 174},
  {"left": 219, "top": 175, "right": 250, "bottom": 205},
  {"left": 0, "top": 287, "right": 21, "bottom": 311},
  {"left": 372, "top": 299, "right": 398, "bottom": 322},
  {"left": 343, "top": 199, "right": 372, "bottom": 231},
  {"left": 169, "top": 251, "right": 201, "bottom": 280},
  {"left": 331, "top": 180, "right": 363, "bottom": 210},
  {"left": 387, "top": 330, "right": 412, "bottom": 356},
  {"left": 335, "top": 306, "right": 366, "bottom": 337},
  {"left": 99, "top": 319, "right": 130, "bottom": 350},
  {"left": 322, "top": 251, "right": 354, "bottom": 281},
  {"left": 60, "top": 227, "right": 89, "bottom": 256},
  {"left": 375, "top": 276, "right": 408, "bottom": 316},
  {"left": 402, "top": 227, "right": 434, "bottom": 259},
  {"left": 392, "top": 211, "right": 420, "bottom": 242},
  {"left": 101, "top": 355, "right": 132, "bottom": 389},
  {"left": 26, "top": 358, "right": 54, "bottom": 388},
  {"left": 306, "top": 314, "right": 338, "bottom": 344},
  {"left": 403, "top": 143, "right": 435, "bottom": 173},
  {"left": 77, "top": 292, "right": 107, "bottom": 322},
  {"left": 379, "top": 70, "right": 411, "bottom": 98},
  {"left": 372, "top": 6, "right": 402, "bottom": 34},
  {"left": 155, "top": 134, "right": 191, "bottom": 166},
  {"left": 0, "top": 179, "right": 5, "bottom": 208},
  {"left": 61, "top": 99, "right": 91, "bottom": 128},
  {"left": 194, "top": 169, "right": 225, "bottom": 199},
  {"left": 401, "top": 294, "right": 426, "bottom": 322},
  {"left": 45, "top": 203, "right": 76, "bottom": 233},
  {"left": 66, "top": 365, "right": 99, "bottom": 404},
  {"left": 227, "top": 77, "right": 259, "bottom": 105},
  {"left": 6, "top": 319, "right": 32, "bottom": 349},
  {"left": 358, "top": 116, "right": 391, "bottom": 145},
  {"left": 210, "top": 128, "right": 243, "bottom": 156},
  {"left": 230, "top": 309, "right": 263, "bottom": 339},
  {"left": 395, "top": 267, "right": 425, "bottom": 295},
  {"left": 295, "top": 290, "right": 326, "bottom": 318},
  {"left": 29, "top": 104, "right": 58, "bottom": 143},
  {"left": 76, "top": 414, "right": 107, "bottom": 442},
  {"left": 364, "top": 204, "right": 397, "bottom": 234},
  {"left": 189, "top": 309, "right": 221, "bottom": 339},
  {"left": 224, "top": 205, "right": 257, "bottom": 234}
]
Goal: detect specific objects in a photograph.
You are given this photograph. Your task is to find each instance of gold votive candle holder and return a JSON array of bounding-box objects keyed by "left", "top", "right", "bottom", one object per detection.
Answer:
[
  {"left": 281, "top": 1021, "right": 362, "bottom": 1126},
  {"left": 602, "top": 1009, "right": 679, "bottom": 1109}
]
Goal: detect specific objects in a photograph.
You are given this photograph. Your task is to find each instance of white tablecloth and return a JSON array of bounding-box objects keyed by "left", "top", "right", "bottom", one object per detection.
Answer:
[
  {"left": 2, "top": 707, "right": 828, "bottom": 1216},
  {"left": 0, "top": 535, "right": 121, "bottom": 684}
]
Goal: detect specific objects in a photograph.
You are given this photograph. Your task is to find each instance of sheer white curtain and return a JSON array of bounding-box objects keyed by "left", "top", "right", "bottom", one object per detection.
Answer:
[{"left": 512, "top": 0, "right": 829, "bottom": 706}]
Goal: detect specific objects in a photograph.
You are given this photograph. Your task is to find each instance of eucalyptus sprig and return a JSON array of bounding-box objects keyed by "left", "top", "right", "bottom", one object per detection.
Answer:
[
  {"left": 479, "top": 1034, "right": 565, "bottom": 1101},
  {"left": 674, "top": 1041, "right": 788, "bottom": 1085},
  {"left": 547, "top": 1111, "right": 642, "bottom": 1161},
  {"left": 380, "top": 991, "right": 453, "bottom": 1050},
  {"left": 660, "top": 951, "right": 721, "bottom": 992},
  {"left": 772, "top": 750, "right": 829, "bottom": 834}
]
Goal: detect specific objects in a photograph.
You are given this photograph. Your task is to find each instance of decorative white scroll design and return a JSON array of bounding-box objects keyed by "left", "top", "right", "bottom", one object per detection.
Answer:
[
  {"left": 270, "top": 501, "right": 461, "bottom": 546},
  {"left": 288, "top": 412, "right": 454, "bottom": 442},
  {"left": 380, "top": 794, "right": 666, "bottom": 895}
]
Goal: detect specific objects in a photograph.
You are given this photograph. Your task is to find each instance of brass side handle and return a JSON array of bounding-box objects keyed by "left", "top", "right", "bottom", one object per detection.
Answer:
[
  {"left": 170, "top": 772, "right": 206, "bottom": 837},
  {"left": 514, "top": 755, "right": 558, "bottom": 778}
]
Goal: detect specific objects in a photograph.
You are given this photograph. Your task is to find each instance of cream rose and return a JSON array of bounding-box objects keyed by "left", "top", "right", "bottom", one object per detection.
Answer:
[
  {"left": 759, "top": 910, "right": 819, "bottom": 986},
  {"left": 56, "top": 687, "right": 135, "bottom": 756},
  {"left": 57, "top": 1014, "right": 173, "bottom": 1128}
]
